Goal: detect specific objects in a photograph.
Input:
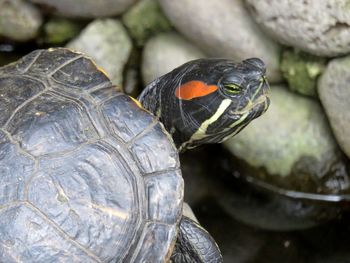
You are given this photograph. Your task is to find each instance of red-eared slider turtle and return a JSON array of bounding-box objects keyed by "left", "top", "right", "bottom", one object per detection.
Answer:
[{"left": 0, "top": 48, "right": 269, "bottom": 262}]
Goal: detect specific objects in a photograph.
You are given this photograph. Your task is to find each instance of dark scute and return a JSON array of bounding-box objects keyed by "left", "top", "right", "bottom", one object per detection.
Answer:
[
  {"left": 0, "top": 77, "right": 45, "bottom": 127},
  {"left": 24, "top": 48, "right": 81, "bottom": 77},
  {"left": 0, "top": 50, "right": 42, "bottom": 74},
  {"left": 26, "top": 49, "right": 80, "bottom": 75},
  {"left": 6, "top": 92, "right": 99, "bottom": 156},
  {"left": 130, "top": 222, "right": 177, "bottom": 262},
  {"left": 89, "top": 86, "right": 120, "bottom": 104},
  {"left": 0, "top": 204, "right": 97, "bottom": 263},
  {"left": 130, "top": 123, "right": 178, "bottom": 174},
  {"left": 52, "top": 57, "right": 111, "bottom": 91},
  {"left": 0, "top": 48, "right": 183, "bottom": 262},
  {"left": 28, "top": 142, "right": 141, "bottom": 261},
  {"left": 145, "top": 170, "right": 183, "bottom": 224},
  {"left": 0, "top": 130, "right": 35, "bottom": 206},
  {"left": 100, "top": 94, "right": 155, "bottom": 143}
]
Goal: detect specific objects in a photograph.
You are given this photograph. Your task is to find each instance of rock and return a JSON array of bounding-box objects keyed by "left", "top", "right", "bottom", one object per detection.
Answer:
[
  {"left": 67, "top": 19, "right": 132, "bottom": 87},
  {"left": 30, "top": 0, "right": 137, "bottom": 18},
  {"left": 122, "top": 0, "right": 172, "bottom": 46},
  {"left": 0, "top": 0, "right": 42, "bottom": 41},
  {"left": 318, "top": 55, "right": 350, "bottom": 160},
  {"left": 141, "top": 32, "right": 205, "bottom": 85},
  {"left": 42, "top": 17, "right": 83, "bottom": 45},
  {"left": 245, "top": 0, "right": 350, "bottom": 57},
  {"left": 223, "top": 86, "right": 349, "bottom": 194},
  {"left": 221, "top": 87, "right": 350, "bottom": 230},
  {"left": 280, "top": 49, "right": 326, "bottom": 97},
  {"left": 159, "top": 0, "right": 281, "bottom": 83}
]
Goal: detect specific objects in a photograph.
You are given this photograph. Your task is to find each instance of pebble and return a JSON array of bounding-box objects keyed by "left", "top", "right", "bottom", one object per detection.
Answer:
[
  {"left": 0, "top": 0, "right": 42, "bottom": 41},
  {"left": 159, "top": 0, "right": 282, "bottom": 83},
  {"left": 246, "top": 0, "right": 350, "bottom": 56},
  {"left": 141, "top": 32, "right": 205, "bottom": 85},
  {"left": 224, "top": 86, "right": 342, "bottom": 179},
  {"left": 318, "top": 55, "right": 350, "bottom": 160},
  {"left": 30, "top": 0, "right": 137, "bottom": 18}
]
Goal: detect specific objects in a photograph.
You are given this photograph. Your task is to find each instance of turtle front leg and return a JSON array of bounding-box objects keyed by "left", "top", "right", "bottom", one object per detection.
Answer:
[{"left": 170, "top": 216, "right": 223, "bottom": 263}]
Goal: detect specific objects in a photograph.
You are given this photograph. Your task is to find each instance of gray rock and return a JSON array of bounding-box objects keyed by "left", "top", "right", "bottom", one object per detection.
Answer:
[
  {"left": 67, "top": 19, "right": 132, "bottom": 87},
  {"left": 142, "top": 32, "right": 205, "bottom": 85},
  {"left": 246, "top": 0, "right": 350, "bottom": 57},
  {"left": 223, "top": 86, "right": 339, "bottom": 178},
  {"left": 159, "top": 0, "right": 281, "bottom": 83},
  {"left": 30, "top": 0, "right": 137, "bottom": 18},
  {"left": 318, "top": 55, "right": 350, "bottom": 159},
  {"left": 0, "top": 0, "right": 42, "bottom": 41}
]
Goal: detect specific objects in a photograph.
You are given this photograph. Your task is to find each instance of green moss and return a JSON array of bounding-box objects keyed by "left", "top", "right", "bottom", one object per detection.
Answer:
[
  {"left": 43, "top": 17, "right": 83, "bottom": 45},
  {"left": 341, "top": 0, "right": 350, "bottom": 9},
  {"left": 122, "top": 0, "right": 172, "bottom": 46},
  {"left": 280, "top": 49, "right": 326, "bottom": 97}
]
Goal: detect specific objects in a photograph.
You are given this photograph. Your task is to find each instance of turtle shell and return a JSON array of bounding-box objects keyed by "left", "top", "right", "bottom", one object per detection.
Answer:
[{"left": 0, "top": 48, "right": 183, "bottom": 262}]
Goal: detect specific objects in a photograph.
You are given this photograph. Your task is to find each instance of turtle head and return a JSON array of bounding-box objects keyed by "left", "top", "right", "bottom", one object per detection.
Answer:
[{"left": 138, "top": 58, "right": 270, "bottom": 151}]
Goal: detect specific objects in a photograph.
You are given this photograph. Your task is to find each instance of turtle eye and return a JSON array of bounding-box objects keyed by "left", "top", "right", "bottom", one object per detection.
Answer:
[{"left": 223, "top": 83, "right": 241, "bottom": 94}]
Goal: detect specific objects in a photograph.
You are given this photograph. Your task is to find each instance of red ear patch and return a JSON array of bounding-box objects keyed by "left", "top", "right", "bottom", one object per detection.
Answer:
[{"left": 175, "top": 80, "right": 218, "bottom": 100}]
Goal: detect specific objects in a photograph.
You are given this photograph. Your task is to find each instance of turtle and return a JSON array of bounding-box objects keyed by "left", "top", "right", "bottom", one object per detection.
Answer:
[{"left": 0, "top": 48, "right": 269, "bottom": 262}]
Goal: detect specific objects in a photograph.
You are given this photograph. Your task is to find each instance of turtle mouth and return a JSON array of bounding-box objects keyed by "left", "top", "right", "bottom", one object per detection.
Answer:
[
  {"left": 248, "top": 96, "right": 270, "bottom": 120},
  {"left": 230, "top": 93, "right": 270, "bottom": 117},
  {"left": 208, "top": 95, "right": 269, "bottom": 141}
]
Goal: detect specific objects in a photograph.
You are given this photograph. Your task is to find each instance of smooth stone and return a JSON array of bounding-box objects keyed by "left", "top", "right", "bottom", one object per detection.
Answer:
[
  {"left": 223, "top": 86, "right": 341, "bottom": 179},
  {"left": 318, "top": 55, "right": 350, "bottom": 160},
  {"left": 67, "top": 19, "right": 132, "bottom": 87},
  {"left": 280, "top": 49, "right": 326, "bottom": 97},
  {"left": 246, "top": 0, "right": 350, "bottom": 57},
  {"left": 141, "top": 32, "right": 205, "bottom": 85},
  {"left": 122, "top": 0, "right": 172, "bottom": 47},
  {"left": 159, "top": 0, "right": 282, "bottom": 83},
  {"left": 30, "top": 0, "right": 137, "bottom": 18},
  {"left": 0, "top": 0, "right": 42, "bottom": 41}
]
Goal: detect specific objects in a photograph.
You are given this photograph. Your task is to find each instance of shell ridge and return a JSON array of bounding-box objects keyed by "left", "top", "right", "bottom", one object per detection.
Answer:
[{"left": 20, "top": 50, "right": 44, "bottom": 74}]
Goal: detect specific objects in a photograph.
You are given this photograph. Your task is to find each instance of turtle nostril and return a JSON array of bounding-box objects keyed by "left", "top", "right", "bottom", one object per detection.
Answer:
[{"left": 243, "top": 58, "right": 266, "bottom": 73}]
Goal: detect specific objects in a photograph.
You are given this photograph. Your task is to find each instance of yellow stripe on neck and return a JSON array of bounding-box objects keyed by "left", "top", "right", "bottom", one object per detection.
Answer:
[{"left": 179, "top": 99, "right": 232, "bottom": 150}]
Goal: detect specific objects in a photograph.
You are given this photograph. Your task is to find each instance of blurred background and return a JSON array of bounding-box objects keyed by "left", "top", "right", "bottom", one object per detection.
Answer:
[{"left": 1, "top": 0, "right": 350, "bottom": 262}]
